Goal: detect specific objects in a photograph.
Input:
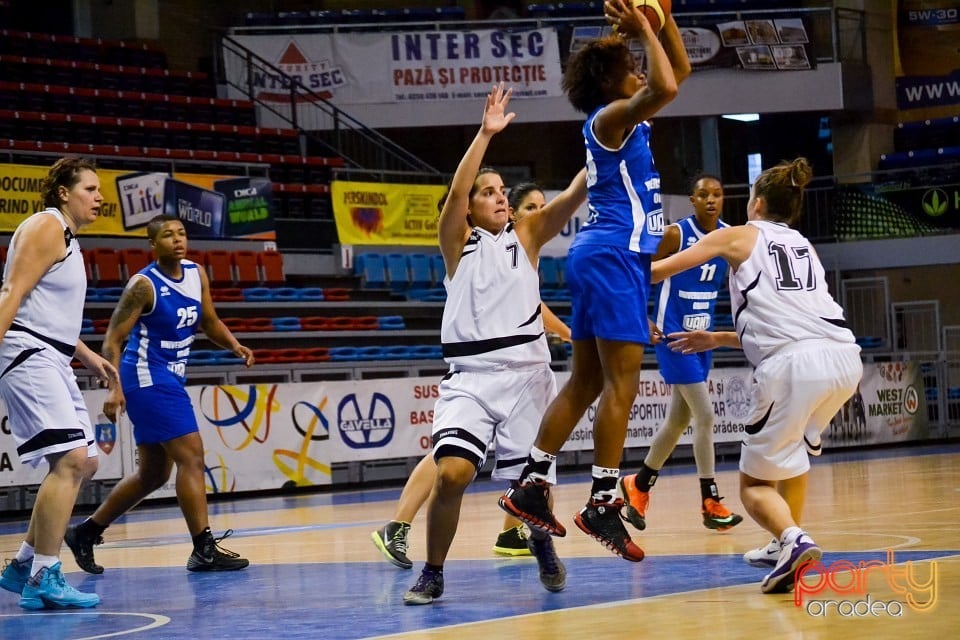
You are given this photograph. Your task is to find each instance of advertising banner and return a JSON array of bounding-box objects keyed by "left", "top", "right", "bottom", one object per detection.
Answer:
[
  {"left": 331, "top": 179, "right": 446, "bottom": 246},
  {"left": 822, "top": 361, "right": 928, "bottom": 447},
  {"left": 894, "top": 2, "right": 960, "bottom": 109},
  {"left": 833, "top": 181, "right": 960, "bottom": 240},
  {"left": 0, "top": 362, "right": 927, "bottom": 493},
  {"left": 225, "top": 28, "right": 564, "bottom": 107},
  {"left": 0, "top": 163, "right": 274, "bottom": 239}
]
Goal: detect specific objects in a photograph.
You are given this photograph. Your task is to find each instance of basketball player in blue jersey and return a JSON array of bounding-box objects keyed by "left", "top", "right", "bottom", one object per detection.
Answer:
[
  {"left": 619, "top": 175, "right": 744, "bottom": 533},
  {"left": 403, "top": 84, "right": 587, "bottom": 605},
  {"left": 501, "top": 0, "right": 690, "bottom": 562},
  {"left": 0, "top": 157, "right": 117, "bottom": 610},
  {"left": 64, "top": 215, "right": 254, "bottom": 574},
  {"left": 652, "top": 158, "right": 863, "bottom": 594}
]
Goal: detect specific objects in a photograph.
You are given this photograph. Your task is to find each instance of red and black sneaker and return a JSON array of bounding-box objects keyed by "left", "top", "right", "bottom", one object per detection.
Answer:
[
  {"left": 499, "top": 480, "right": 566, "bottom": 537},
  {"left": 574, "top": 499, "right": 645, "bottom": 562}
]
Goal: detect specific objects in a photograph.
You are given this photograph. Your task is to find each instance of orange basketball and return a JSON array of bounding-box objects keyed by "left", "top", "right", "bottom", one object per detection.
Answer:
[{"left": 632, "top": 0, "right": 671, "bottom": 34}]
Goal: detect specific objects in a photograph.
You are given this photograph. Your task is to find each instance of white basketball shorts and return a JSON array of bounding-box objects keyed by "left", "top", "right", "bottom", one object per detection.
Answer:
[
  {"left": 0, "top": 334, "right": 96, "bottom": 467},
  {"left": 740, "top": 341, "right": 863, "bottom": 481},
  {"left": 432, "top": 363, "right": 557, "bottom": 482}
]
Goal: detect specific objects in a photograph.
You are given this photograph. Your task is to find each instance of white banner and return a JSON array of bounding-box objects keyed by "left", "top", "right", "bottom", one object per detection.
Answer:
[
  {"left": 0, "top": 361, "right": 928, "bottom": 494},
  {"left": 822, "top": 360, "right": 927, "bottom": 447},
  {"left": 225, "top": 28, "right": 564, "bottom": 107}
]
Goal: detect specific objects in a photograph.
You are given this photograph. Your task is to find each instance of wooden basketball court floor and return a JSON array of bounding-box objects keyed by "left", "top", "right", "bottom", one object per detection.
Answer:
[{"left": 1, "top": 442, "right": 958, "bottom": 639}]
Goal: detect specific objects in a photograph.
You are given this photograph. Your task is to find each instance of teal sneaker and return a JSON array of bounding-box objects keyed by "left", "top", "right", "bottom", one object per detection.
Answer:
[
  {"left": 18, "top": 561, "right": 100, "bottom": 610},
  {"left": 1, "top": 558, "right": 30, "bottom": 594}
]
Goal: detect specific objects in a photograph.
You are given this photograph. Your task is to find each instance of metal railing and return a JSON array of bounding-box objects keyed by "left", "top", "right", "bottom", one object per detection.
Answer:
[{"left": 219, "top": 34, "right": 441, "bottom": 176}]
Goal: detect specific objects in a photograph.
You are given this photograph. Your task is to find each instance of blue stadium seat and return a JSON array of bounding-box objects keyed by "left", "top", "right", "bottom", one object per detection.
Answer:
[
  {"left": 385, "top": 253, "right": 411, "bottom": 291},
  {"left": 243, "top": 287, "right": 273, "bottom": 301},
  {"left": 378, "top": 316, "right": 406, "bottom": 330},
  {"left": 539, "top": 256, "right": 561, "bottom": 290},
  {"left": 272, "top": 317, "right": 302, "bottom": 331},
  {"left": 408, "top": 253, "right": 434, "bottom": 289},
  {"left": 188, "top": 350, "right": 218, "bottom": 365},
  {"left": 381, "top": 345, "right": 415, "bottom": 360},
  {"left": 268, "top": 287, "right": 300, "bottom": 301},
  {"left": 429, "top": 254, "right": 446, "bottom": 285},
  {"left": 355, "top": 253, "right": 387, "bottom": 289},
  {"left": 329, "top": 347, "right": 362, "bottom": 361},
  {"left": 295, "top": 287, "right": 324, "bottom": 301}
]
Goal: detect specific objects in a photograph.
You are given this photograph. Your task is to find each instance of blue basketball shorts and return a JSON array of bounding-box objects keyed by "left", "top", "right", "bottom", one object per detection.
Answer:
[
  {"left": 566, "top": 244, "right": 652, "bottom": 344},
  {"left": 124, "top": 384, "right": 199, "bottom": 445}
]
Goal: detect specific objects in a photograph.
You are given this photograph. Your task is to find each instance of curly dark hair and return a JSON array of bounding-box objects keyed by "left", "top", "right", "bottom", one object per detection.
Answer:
[
  {"left": 562, "top": 36, "right": 636, "bottom": 114},
  {"left": 753, "top": 158, "right": 813, "bottom": 226},
  {"left": 40, "top": 156, "right": 97, "bottom": 208}
]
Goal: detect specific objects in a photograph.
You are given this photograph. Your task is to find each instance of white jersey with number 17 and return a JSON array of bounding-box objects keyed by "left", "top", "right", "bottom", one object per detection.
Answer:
[{"left": 730, "top": 220, "right": 855, "bottom": 367}]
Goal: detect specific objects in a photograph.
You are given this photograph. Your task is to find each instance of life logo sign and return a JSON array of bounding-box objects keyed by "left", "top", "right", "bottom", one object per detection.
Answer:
[{"left": 337, "top": 392, "right": 395, "bottom": 449}]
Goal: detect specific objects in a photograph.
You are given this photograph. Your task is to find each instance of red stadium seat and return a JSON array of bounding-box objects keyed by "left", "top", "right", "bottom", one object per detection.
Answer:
[
  {"left": 186, "top": 249, "right": 205, "bottom": 265},
  {"left": 210, "top": 287, "right": 243, "bottom": 302},
  {"left": 231, "top": 250, "right": 260, "bottom": 287},
  {"left": 119, "top": 247, "right": 152, "bottom": 280},
  {"left": 204, "top": 249, "right": 233, "bottom": 286},
  {"left": 257, "top": 250, "right": 285, "bottom": 286},
  {"left": 89, "top": 247, "right": 123, "bottom": 286}
]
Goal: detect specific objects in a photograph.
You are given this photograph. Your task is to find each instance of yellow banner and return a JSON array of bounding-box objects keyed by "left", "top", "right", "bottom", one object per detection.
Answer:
[
  {"left": 0, "top": 164, "right": 240, "bottom": 237},
  {"left": 331, "top": 180, "right": 444, "bottom": 246}
]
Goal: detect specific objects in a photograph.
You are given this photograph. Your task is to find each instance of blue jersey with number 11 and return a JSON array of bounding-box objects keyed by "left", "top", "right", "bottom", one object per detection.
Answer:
[{"left": 120, "top": 260, "right": 202, "bottom": 390}]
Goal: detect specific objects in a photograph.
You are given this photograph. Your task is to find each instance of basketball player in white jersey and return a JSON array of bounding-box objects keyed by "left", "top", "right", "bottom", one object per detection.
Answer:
[
  {"left": 403, "top": 84, "right": 587, "bottom": 605},
  {"left": 0, "top": 157, "right": 117, "bottom": 610},
  {"left": 650, "top": 158, "right": 863, "bottom": 594}
]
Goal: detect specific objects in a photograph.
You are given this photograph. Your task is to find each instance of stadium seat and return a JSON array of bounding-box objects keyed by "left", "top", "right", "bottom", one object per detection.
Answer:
[
  {"left": 380, "top": 345, "right": 415, "bottom": 360},
  {"left": 269, "top": 287, "right": 299, "bottom": 301},
  {"left": 295, "top": 287, "right": 325, "bottom": 301},
  {"left": 186, "top": 249, "right": 205, "bottom": 265},
  {"left": 430, "top": 254, "right": 446, "bottom": 285},
  {"left": 258, "top": 250, "right": 285, "bottom": 286},
  {"left": 89, "top": 247, "right": 123, "bottom": 286},
  {"left": 300, "top": 347, "right": 331, "bottom": 362},
  {"left": 539, "top": 256, "right": 561, "bottom": 290},
  {"left": 244, "top": 317, "right": 276, "bottom": 332},
  {"left": 377, "top": 316, "right": 406, "bottom": 330},
  {"left": 319, "top": 287, "right": 349, "bottom": 301},
  {"left": 204, "top": 249, "right": 234, "bottom": 286},
  {"left": 355, "top": 252, "right": 387, "bottom": 289},
  {"left": 408, "top": 253, "right": 433, "bottom": 289},
  {"left": 210, "top": 287, "right": 244, "bottom": 302},
  {"left": 221, "top": 317, "right": 249, "bottom": 332},
  {"left": 301, "top": 316, "right": 331, "bottom": 331},
  {"left": 272, "top": 316, "right": 302, "bottom": 331},
  {"left": 232, "top": 250, "right": 260, "bottom": 287},
  {"left": 120, "top": 247, "right": 152, "bottom": 280},
  {"left": 385, "top": 253, "right": 411, "bottom": 291},
  {"left": 243, "top": 287, "right": 273, "bottom": 301}
]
